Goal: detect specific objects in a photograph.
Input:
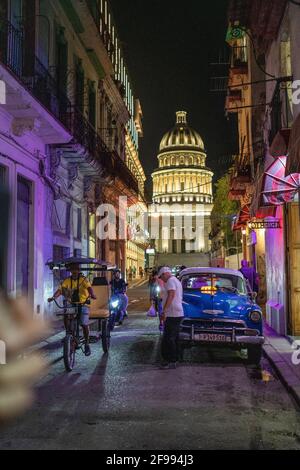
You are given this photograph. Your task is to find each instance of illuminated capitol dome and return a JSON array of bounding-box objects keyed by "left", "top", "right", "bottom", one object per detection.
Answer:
[{"left": 151, "top": 111, "right": 214, "bottom": 262}]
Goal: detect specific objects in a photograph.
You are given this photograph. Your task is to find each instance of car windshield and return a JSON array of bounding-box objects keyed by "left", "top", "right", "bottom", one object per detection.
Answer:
[{"left": 181, "top": 273, "right": 247, "bottom": 295}]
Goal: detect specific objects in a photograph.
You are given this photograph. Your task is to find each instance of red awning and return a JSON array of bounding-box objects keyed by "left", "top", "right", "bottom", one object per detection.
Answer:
[
  {"left": 255, "top": 206, "right": 277, "bottom": 219},
  {"left": 262, "top": 156, "right": 300, "bottom": 205},
  {"left": 232, "top": 205, "right": 250, "bottom": 231}
]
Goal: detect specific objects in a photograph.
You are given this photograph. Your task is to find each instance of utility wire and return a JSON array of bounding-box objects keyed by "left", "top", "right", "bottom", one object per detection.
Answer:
[{"left": 236, "top": 26, "right": 276, "bottom": 79}]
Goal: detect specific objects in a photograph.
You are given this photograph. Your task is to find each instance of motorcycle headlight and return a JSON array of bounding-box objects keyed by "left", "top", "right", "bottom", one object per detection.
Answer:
[
  {"left": 111, "top": 299, "right": 119, "bottom": 309},
  {"left": 249, "top": 311, "right": 262, "bottom": 323},
  {"left": 155, "top": 286, "right": 160, "bottom": 294}
]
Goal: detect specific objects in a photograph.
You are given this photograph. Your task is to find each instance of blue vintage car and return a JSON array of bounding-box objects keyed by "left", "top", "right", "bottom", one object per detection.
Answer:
[{"left": 178, "top": 267, "right": 264, "bottom": 364}]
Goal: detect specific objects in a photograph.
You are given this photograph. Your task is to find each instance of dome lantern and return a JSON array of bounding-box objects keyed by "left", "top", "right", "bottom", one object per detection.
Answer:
[{"left": 176, "top": 111, "right": 187, "bottom": 125}]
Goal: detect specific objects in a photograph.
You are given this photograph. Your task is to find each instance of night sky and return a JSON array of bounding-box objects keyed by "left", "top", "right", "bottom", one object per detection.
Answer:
[{"left": 110, "top": 0, "right": 235, "bottom": 195}]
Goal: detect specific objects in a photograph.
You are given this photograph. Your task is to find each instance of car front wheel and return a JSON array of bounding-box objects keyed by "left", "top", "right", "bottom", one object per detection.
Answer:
[{"left": 247, "top": 345, "right": 263, "bottom": 365}]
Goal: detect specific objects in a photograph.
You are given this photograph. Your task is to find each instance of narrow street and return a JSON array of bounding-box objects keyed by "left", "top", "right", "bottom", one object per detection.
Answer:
[{"left": 1, "top": 284, "right": 300, "bottom": 451}]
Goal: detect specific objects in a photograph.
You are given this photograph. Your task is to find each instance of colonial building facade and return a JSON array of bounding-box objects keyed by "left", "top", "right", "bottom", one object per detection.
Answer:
[
  {"left": 224, "top": 0, "right": 300, "bottom": 337},
  {"left": 0, "top": 0, "right": 145, "bottom": 315},
  {"left": 151, "top": 111, "right": 213, "bottom": 266}
]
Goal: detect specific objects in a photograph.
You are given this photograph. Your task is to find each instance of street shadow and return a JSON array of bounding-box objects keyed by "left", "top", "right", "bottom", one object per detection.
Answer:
[
  {"left": 126, "top": 337, "right": 161, "bottom": 367},
  {"left": 181, "top": 345, "right": 248, "bottom": 367},
  {"left": 41, "top": 339, "right": 63, "bottom": 352}
]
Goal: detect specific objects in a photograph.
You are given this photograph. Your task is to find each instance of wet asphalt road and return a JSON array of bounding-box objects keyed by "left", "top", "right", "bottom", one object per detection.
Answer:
[{"left": 1, "top": 284, "right": 300, "bottom": 450}]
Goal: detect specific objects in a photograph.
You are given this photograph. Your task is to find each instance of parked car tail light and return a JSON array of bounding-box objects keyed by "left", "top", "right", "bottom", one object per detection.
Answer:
[{"left": 249, "top": 311, "right": 262, "bottom": 323}]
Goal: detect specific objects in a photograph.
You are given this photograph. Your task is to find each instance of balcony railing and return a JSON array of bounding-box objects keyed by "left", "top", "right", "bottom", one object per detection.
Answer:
[
  {"left": 86, "top": 0, "right": 114, "bottom": 62},
  {"left": 64, "top": 107, "right": 139, "bottom": 193},
  {"left": 227, "top": 88, "right": 242, "bottom": 104},
  {"left": 0, "top": 18, "right": 139, "bottom": 195},
  {"left": 229, "top": 163, "right": 252, "bottom": 200},
  {"left": 269, "top": 79, "right": 293, "bottom": 145},
  {"left": 0, "top": 19, "right": 70, "bottom": 127}
]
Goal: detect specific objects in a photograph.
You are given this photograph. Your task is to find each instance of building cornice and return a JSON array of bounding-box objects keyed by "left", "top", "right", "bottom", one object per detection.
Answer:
[
  {"left": 157, "top": 148, "right": 207, "bottom": 158},
  {"left": 152, "top": 167, "right": 213, "bottom": 177}
]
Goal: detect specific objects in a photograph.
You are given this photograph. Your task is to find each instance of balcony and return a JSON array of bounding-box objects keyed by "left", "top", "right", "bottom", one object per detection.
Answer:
[
  {"left": 231, "top": 164, "right": 252, "bottom": 185},
  {"left": 269, "top": 78, "right": 293, "bottom": 146},
  {"left": 86, "top": 0, "right": 114, "bottom": 63},
  {"left": 63, "top": 107, "right": 139, "bottom": 194},
  {"left": 230, "top": 46, "right": 248, "bottom": 75},
  {"left": 0, "top": 19, "right": 139, "bottom": 194},
  {"left": 229, "top": 164, "right": 252, "bottom": 201},
  {"left": 227, "top": 88, "right": 242, "bottom": 104},
  {"left": 0, "top": 19, "right": 70, "bottom": 128},
  {"left": 226, "top": 88, "right": 243, "bottom": 112},
  {"left": 228, "top": 188, "right": 246, "bottom": 201}
]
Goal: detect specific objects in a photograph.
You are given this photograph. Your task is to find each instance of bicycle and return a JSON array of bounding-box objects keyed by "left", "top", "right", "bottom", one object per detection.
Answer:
[{"left": 52, "top": 298, "right": 110, "bottom": 372}]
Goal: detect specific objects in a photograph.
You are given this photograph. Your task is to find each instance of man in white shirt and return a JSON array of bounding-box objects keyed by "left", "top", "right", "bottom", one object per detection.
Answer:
[{"left": 158, "top": 266, "right": 184, "bottom": 369}]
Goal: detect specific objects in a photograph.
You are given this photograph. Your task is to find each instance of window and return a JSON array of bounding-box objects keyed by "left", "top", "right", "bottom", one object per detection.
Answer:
[
  {"left": 0, "top": 165, "right": 8, "bottom": 289},
  {"left": 53, "top": 245, "right": 70, "bottom": 261},
  {"left": 56, "top": 27, "right": 68, "bottom": 101},
  {"left": 89, "top": 213, "right": 96, "bottom": 258},
  {"left": 0, "top": 165, "right": 6, "bottom": 185},
  {"left": 52, "top": 200, "right": 71, "bottom": 236},
  {"left": 88, "top": 81, "right": 96, "bottom": 128},
  {"left": 181, "top": 273, "right": 247, "bottom": 294},
  {"left": 73, "top": 208, "right": 82, "bottom": 240},
  {"left": 16, "top": 176, "right": 32, "bottom": 296},
  {"left": 23, "top": 0, "right": 36, "bottom": 75},
  {"left": 75, "top": 57, "right": 84, "bottom": 112}
]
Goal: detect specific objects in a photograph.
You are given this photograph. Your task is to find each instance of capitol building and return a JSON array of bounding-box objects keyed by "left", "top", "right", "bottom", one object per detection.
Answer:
[{"left": 151, "top": 111, "right": 214, "bottom": 265}]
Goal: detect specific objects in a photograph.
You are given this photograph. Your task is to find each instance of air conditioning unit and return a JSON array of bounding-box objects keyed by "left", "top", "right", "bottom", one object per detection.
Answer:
[{"left": 266, "top": 300, "right": 286, "bottom": 336}]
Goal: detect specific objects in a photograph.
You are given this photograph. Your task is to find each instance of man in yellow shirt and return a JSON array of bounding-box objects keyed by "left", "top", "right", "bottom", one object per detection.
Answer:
[{"left": 48, "top": 264, "right": 96, "bottom": 356}]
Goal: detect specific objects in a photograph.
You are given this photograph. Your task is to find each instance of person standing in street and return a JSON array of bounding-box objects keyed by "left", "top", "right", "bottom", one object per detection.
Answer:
[
  {"left": 158, "top": 267, "right": 184, "bottom": 369},
  {"left": 240, "top": 260, "right": 259, "bottom": 293}
]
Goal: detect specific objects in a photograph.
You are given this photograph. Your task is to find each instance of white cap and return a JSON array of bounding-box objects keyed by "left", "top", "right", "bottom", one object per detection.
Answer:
[{"left": 158, "top": 266, "right": 172, "bottom": 278}]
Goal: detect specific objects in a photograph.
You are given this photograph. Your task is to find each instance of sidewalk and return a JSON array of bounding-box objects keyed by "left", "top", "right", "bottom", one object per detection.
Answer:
[{"left": 263, "top": 324, "right": 300, "bottom": 407}]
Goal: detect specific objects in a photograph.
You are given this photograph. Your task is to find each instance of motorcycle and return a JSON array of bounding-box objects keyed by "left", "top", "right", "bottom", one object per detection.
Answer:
[{"left": 108, "top": 292, "right": 127, "bottom": 330}]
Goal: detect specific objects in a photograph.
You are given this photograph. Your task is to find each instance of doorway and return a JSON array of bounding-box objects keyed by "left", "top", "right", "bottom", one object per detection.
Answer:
[
  {"left": 16, "top": 175, "right": 32, "bottom": 298},
  {"left": 285, "top": 202, "right": 300, "bottom": 336}
]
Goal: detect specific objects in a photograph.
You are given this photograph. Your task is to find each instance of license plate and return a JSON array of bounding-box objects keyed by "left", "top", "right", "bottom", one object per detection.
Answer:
[{"left": 194, "top": 333, "right": 232, "bottom": 343}]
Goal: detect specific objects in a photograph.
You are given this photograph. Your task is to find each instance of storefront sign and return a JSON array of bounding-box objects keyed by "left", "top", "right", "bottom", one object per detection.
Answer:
[{"left": 248, "top": 220, "right": 281, "bottom": 230}]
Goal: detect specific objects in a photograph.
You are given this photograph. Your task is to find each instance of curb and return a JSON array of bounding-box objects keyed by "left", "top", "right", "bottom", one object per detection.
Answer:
[{"left": 263, "top": 343, "right": 300, "bottom": 408}]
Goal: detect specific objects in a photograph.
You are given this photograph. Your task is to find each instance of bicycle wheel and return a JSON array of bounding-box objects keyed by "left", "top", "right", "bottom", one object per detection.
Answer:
[
  {"left": 101, "top": 319, "right": 111, "bottom": 354},
  {"left": 63, "top": 334, "right": 76, "bottom": 372},
  {"left": 108, "top": 312, "right": 116, "bottom": 332}
]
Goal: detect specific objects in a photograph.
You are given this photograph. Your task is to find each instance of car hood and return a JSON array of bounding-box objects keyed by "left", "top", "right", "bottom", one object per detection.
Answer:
[{"left": 182, "top": 291, "right": 254, "bottom": 320}]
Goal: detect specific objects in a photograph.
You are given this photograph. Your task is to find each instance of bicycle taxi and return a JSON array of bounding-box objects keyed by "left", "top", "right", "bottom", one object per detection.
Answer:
[{"left": 47, "top": 256, "right": 117, "bottom": 372}]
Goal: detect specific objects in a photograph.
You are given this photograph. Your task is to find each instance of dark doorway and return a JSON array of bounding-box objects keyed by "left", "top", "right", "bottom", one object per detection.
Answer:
[{"left": 16, "top": 175, "right": 32, "bottom": 297}]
